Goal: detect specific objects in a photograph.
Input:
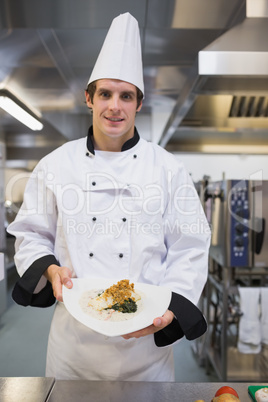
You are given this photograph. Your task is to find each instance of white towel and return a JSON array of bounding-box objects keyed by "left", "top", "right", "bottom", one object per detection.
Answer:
[
  {"left": 261, "top": 287, "right": 268, "bottom": 345},
  {"left": 238, "top": 287, "right": 261, "bottom": 354}
]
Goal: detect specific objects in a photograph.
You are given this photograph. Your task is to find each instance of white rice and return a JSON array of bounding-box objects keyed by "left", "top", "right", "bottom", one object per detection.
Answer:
[{"left": 79, "top": 288, "right": 143, "bottom": 322}]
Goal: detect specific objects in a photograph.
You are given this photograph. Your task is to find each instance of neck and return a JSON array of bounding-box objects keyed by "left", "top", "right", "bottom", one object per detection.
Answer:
[
  {"left": 92, "top": 127, "right": 135, "bottom": 152},
  {"left": 93, "top": 137, "right": 123, "bottom": 152}
]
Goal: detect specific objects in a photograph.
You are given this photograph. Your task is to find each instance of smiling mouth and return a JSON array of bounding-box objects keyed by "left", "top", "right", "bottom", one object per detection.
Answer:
[{"left": 105, "top": 117, "right": 124, "bottom": 122}]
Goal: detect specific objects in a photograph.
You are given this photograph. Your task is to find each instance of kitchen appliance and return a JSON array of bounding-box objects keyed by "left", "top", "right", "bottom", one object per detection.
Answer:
[
  {"left": 204, "top": 179, "right": 268, "bottom": 268},
  {"left": 0, "top": 140, "right": 6, "bottom": 316}
]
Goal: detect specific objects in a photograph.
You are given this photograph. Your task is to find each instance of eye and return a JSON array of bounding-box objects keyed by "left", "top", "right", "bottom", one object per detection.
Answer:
[
  {"left": 121, "top": 92, "right": 134, "bottom": 101},
  {"left": 100, "top": 91, "right": 110, "bottom": 98}
]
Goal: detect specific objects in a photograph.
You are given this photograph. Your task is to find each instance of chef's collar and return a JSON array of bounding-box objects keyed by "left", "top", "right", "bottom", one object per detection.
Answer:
[{"left": 86, "top": 126, "right": 140, "bottom": 155}]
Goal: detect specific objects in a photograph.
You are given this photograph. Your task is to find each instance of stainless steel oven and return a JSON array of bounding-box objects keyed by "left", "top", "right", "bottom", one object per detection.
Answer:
[{"left": 203, "top": 179, "right": 268, "bottom": 268}]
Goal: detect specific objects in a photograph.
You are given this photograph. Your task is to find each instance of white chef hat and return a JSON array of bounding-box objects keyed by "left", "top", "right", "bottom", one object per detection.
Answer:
[{"left": 87, "top": 12, "right": 144, "bottom": 96}]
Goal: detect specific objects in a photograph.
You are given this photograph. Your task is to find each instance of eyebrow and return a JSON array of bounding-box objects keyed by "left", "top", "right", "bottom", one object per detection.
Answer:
[
  {"left": 96, "top": 87, "right": 110, "bottom": 93},
  {"left": 97, "top": 87, "right": 136, "bottom": 96}
]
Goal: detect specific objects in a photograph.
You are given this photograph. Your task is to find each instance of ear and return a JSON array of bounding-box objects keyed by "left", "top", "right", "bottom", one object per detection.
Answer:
[
  {"left": 136, "top": 100, "right": 143, "bottom": 113},
  {"left": 85, "top": 90, "right": 93, "bottom": 108}
]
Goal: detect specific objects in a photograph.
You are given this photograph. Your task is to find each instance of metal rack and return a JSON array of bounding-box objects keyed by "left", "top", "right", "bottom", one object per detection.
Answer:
[{"left": 203, "top": 249, "right": 268, "bottom": 381}]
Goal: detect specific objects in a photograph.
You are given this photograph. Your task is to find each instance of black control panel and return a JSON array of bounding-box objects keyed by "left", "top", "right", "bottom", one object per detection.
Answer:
[{"left": 229, "top": 180, "right": 249, "bottom": 266}]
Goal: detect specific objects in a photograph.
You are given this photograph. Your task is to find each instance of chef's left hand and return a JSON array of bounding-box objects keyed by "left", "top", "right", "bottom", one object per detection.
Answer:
[{"left": 122, "top": 309, "right": 174, "bottom": 339}]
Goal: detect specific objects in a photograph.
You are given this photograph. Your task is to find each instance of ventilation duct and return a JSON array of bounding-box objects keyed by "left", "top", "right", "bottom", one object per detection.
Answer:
[
  {"left": 229, "top": 96, "right": 268, "bottom": 118},
  {"left": 199, "top": 0, "right": 268, "bottom": 77}
]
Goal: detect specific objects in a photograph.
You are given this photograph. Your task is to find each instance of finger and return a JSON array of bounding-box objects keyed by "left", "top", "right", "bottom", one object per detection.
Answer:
[
  {"left": 62, "top": 276, "right": 73, "bottom": 289},
  {"left": 153, "top": 316, "right": 167, "bottom": 329},
  {"left": 122, "top": 325, "right": 155, "bottom": 339},
  {"left": 153, "top": 318, "right": 163, "bottom": 327},
  {"left": 153, "top": 310, "right": 174, "bottom": 328},
  {"left": 123, "top": 311, "right": 174, "bottom": 339},
  {"left": 57, "top": 271, "right": 73, "bottom": 302},
  {"left": 59, "top": 267, "right": 73, "bottom": 289},
  {"left": 53, "top": 273, "right": 64, "bottom": 302}
]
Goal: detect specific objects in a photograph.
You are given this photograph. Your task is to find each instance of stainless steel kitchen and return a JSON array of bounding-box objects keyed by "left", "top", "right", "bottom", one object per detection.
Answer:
[{"left": 1, "top": 1, "right": 268, "bottom": 401}]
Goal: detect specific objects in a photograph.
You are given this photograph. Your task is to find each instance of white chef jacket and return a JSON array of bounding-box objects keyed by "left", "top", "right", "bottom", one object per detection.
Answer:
[{"left": 8, "top": 127, "right": 211, "bottom": 381}]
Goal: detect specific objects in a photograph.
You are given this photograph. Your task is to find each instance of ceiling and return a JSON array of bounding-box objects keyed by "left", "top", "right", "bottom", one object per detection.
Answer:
[{"left": 1, "top": 0, "right": 268, "bottom": 167}]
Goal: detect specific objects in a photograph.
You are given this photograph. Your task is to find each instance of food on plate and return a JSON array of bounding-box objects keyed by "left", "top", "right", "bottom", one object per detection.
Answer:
[
  {"left": 88, "top": 279, "right": 141, "bottom": 312},
  {"left": 79, "top": 279, "right": 143, "bottom": 322},
  {"left": 255, "top": 388, "right": 268, "bottom": 402},
  {"left": 212, "top": 386, "right": 240, "bottom": 401}
]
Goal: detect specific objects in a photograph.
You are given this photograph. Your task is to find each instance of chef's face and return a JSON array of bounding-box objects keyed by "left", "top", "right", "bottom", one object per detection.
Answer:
[{"left": 85, "top": 79, "right": 142, "bottom": 150}]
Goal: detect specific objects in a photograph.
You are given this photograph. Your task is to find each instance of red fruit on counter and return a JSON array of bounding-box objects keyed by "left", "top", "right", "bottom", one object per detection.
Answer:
[{"left": 215, "top": 386, "right": 239, "bottom": 398}]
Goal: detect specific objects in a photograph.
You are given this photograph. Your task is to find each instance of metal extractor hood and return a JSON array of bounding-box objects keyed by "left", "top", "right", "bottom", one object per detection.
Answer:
[
  {"left": 154, "top": 0, "right": 268, "bottom": 150},
  {"left": 199, "top": 0, "right": 268, "bottom": 77}
]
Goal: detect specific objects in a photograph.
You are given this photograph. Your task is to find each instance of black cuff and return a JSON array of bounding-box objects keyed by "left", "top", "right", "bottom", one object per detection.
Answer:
[
  {"left": 12, "top": 255, "right": 59, "bottom": 307},
  {"left": 154, "top": 292, "right": 207, "bottom": 347}
]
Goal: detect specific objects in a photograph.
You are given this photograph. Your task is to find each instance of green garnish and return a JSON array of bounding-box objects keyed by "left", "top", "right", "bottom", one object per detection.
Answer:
[{"left": 107, "top": 298, "right": 137, "bottom": 313}]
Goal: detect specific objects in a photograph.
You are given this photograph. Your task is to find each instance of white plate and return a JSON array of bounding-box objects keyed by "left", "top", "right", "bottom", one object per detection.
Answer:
[{"left": 62, "top": 278, "right": 171, "bottom": 337}]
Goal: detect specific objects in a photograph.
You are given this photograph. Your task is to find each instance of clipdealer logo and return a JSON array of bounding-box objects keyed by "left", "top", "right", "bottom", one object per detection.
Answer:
[
  {"left": 5, "top": 169, "right": 205, "bottom": 218},
  {"left": 65, "top": 217, "right": 211, "bottom": 239}
]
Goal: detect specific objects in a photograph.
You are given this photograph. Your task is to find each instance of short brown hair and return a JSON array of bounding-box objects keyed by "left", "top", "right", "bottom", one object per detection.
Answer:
[{"left": 86, "top": 81, "right": 143, "bottom": 110}]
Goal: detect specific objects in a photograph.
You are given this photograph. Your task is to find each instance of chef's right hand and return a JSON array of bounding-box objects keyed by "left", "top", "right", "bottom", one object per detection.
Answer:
[{"left": 44, "top": 264, "right": 73, "bottom": 302}]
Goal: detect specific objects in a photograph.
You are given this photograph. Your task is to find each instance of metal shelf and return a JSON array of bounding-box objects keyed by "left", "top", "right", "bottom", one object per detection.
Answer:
[{"left": 202, "top": 255, "right": 268, "bottom": 381}]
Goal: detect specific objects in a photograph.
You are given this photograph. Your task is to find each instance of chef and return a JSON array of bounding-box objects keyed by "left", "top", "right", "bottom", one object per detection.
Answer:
[{"left": 8, "top": 12, "right": 211, "bottom": 381}]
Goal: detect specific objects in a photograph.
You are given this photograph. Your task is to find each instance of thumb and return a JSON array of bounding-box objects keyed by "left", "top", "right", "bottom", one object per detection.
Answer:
[
  {"left": 153, "top": 317, "right": 164, "bottom": 328},
  {"left": 153, "top": 310, "right": 174, "bottom": 329}
]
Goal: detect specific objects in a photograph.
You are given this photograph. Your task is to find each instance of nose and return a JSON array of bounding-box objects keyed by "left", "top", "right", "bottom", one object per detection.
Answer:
[{"left": 109, "top": 95, "right": 120, "bottom": 111}]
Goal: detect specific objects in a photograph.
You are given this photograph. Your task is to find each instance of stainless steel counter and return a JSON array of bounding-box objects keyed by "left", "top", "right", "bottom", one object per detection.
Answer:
[
  {"left": 0, "top": 377, "right": 55, "bottom": 402},
  {"left": 47, "top": 381, "right": 268, "bottom": 402},
  {"left": 1, "top": 378, "right": 267, "bottom": 401}
]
